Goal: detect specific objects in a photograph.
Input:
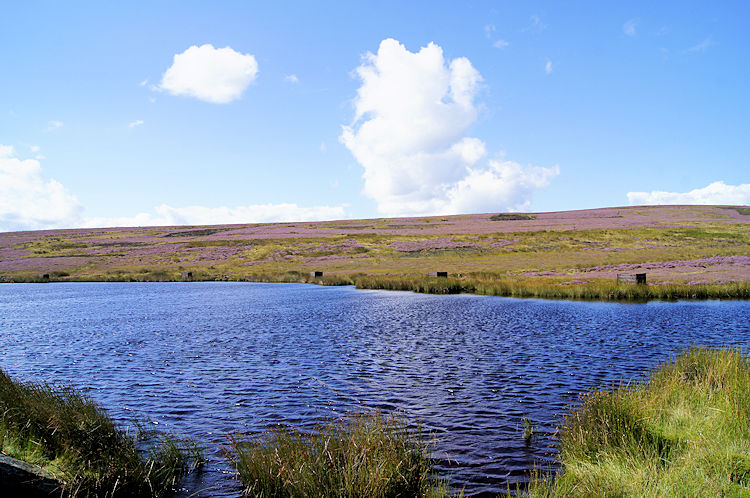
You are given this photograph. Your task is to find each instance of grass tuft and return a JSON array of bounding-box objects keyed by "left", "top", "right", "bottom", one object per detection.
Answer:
[
  {"left": 229, "top": 413, "right": 449, "bottom": 497},
  {"left": 529, "top": 346, "right": 750, "bottom": 496},
  {"left": 0, "top": 368, "right": 202, "bottom": 497}
]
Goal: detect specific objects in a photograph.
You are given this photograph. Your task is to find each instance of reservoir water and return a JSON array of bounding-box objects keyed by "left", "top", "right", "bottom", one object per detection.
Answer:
[{"left": 0, "top": 282, "right": 748, "bottom": 496}]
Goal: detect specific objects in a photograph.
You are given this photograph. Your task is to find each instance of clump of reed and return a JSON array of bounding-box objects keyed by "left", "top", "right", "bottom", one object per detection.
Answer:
[
  {"left": 249, "top": 270, "right": 307, "bottom": 283},
  {"left": 229, "top": 413, "right": 449, "bottom": 497},
  {"left": 0, "top": 368, "right": 203, "bottom": 497},
  {"left": 353, "top": 274, "right": 750, "bottom": 301},
  {"left": 315, "top": 274, "right": 355, "bottom": 286},
  {"left": 355, "top": 275, "right": 464, "bottom": 294},
  {"left": 529, "top": 346, "right": 750, "bottom": 496}
]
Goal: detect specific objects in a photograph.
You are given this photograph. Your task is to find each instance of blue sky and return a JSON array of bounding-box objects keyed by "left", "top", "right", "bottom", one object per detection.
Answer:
[{"left": 1, "top": 1, "right": 748, "bottom": 230}]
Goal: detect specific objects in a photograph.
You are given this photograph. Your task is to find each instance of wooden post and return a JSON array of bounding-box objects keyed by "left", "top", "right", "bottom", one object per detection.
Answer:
[{"left": 617, "top": 273, "right": 646, "bottom": 284}]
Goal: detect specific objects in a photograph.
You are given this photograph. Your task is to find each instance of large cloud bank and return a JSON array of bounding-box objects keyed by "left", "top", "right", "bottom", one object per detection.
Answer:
[
  {"left": 0, "top": 145, "right": 345, "bottom": 232},
  {"left": 0, "top": 146, "right": 83, "bottom": 231},
  {"left": 340, "top": 38, "right": 558, "bottom": 216},
  {"left": 627, "top": 181, "right": 750, "bottom": 206},
  {"left": 159, "top": 44, "right": 258, "bottom": 103}
]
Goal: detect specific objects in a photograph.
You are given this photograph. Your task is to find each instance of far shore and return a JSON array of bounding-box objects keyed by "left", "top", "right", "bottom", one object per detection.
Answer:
[
  {"left": 2, "top": 273, "right": 749, "bottom": 302},
  {"left": 1, "top": 205, "right": 748, "bottom": 300}
]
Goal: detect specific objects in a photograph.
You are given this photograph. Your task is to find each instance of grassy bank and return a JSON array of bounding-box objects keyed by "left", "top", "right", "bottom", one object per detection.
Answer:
[
  {"left": 354, "top": 274, "right": 750, "bottom": 300},
  {"left": 0, "top": 368, "right": 203, "bottom": 497},
  {"left": 529, "top": 347, "right": 750, "bottom": 496},
  {"left": 229, "top": 413, "right": 449, "bottom": 497}
]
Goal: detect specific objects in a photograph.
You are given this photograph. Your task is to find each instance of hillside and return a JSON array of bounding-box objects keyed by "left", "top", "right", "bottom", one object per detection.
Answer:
[{"left": 1, "top": 205, "right": 748, "bottom": 288}]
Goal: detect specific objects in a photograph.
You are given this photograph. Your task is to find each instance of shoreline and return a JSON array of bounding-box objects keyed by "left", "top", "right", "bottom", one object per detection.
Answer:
[
  {"left": 2, "top": 274, "right": 749, "bottom": 302},
  {"left": 529, "top": 347, "right": 750, "bottom": 496}
]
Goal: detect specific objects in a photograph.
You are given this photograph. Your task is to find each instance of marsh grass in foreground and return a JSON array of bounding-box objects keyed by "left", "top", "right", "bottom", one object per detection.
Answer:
[
  {"left": 0, "top": 368, "right": 203, "bottom": 497},
  {"left": 529, "top": 346, "right": 750, "bottom": 496},
  {"left": 229, "top": 413, "right": 450, "bottom": 497}
]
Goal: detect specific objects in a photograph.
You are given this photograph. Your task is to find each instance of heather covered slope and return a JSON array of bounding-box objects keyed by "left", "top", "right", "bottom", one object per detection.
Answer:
[{"left": 0, "top": 205, "right": 748, "bottom": 287}]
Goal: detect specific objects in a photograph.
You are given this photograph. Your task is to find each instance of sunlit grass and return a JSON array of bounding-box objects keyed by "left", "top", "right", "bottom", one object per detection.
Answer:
[
  {"left": 0, "top": 368, "right": 203, "bottom": 497},
  {"left": 354, "top": 274, "right": 750, "bottom": 300},
  {"left": 529, "top": 347, "right": 750, "bottom": 496},
  {"left": 229, "top": 413, "right": 449, "bottom": 497}
]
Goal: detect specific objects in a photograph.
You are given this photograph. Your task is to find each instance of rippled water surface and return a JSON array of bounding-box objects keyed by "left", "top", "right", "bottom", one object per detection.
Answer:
[{"left": 0, "top": 283, "right": 748, "bottom": 496}]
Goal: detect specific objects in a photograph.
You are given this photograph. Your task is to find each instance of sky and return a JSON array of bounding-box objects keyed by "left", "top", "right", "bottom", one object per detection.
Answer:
[{"left": 1, "top": 1, "right": 749, "bottom": 231}]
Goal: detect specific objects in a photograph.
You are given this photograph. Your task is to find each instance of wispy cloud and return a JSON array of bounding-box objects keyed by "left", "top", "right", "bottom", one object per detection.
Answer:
[
  {"left": 29, "top": 145, "right": 44, "bottom": 160},
  {"left": 544, "top": 59, "right": 553, "bottom": 75},
  {"left": 284, "top": 74, "right": 299, "bottom": 84},
  {"left": 46, "top": 120, "right": 63, "bottom": 131},
  {"left": 493, "top": 39, "right": 509, "bottom": 49},
  {"left": 523, "top": 14, "right": 547, "bottom": 33},
  {"left": 128, "top": 120, "right": 144, "bottom": 128},
  {"left": 623, "top": 18, "right": 639, "bottom": 37},
  {"left": 684, "top": 37, "right": 715, "bottom": 54},
  {"left": 484, "top": 24, "right": 495, "bottom": 39}
]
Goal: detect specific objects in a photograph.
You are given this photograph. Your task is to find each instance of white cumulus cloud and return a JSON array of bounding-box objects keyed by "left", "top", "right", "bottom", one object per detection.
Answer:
[
  {"left": 340, "top": 39, "right": 558, "bottom": 216},
  {"left": 0, "top": 145, "right": 83, "bottom": 232},
  {"left": 627, "top": 181, "right": 750, "bottom": 206},
  {"left": 447, "top": 159, "right": 560, "bottom": 214},
  {"left": 158, "top": 44, "right": 258, "bottom": 103}
]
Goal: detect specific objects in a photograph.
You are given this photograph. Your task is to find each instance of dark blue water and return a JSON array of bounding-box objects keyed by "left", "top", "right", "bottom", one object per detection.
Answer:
[{"left": 0, "top": 283, "right": 748, "bottom": 496}]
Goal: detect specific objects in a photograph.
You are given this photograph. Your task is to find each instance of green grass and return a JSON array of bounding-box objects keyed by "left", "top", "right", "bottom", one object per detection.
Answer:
[
  {"left": 316, "top": 274, "right": 356, "bottom": 286},
  {"left": 529, "top": 346, "right": 750, "bottom": 496},
  {"left": 229, "top": 413, "right": 449, "bottom": 497},
  {"left": 0, "top": 368, "right": 203, "bottom": 497},
  {"left": 726, "top": 206, "right": 750, "bottom": 216},
  {"left": 354, "top": 274, "right": 750, "bottom": 301}
]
